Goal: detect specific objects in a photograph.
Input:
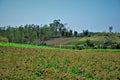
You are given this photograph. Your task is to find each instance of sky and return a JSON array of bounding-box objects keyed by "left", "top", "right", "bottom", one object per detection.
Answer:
[{"left": 0, "top": 0, "right": 120, "bottom": 32}]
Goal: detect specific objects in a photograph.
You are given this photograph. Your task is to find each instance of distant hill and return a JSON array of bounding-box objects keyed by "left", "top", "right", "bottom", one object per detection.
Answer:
[
  {"left": 66, "top": 33, "right": 119, "bottom": 44},
  {"left": 62, "top": 33, "right": 120, "bottom": 49}
]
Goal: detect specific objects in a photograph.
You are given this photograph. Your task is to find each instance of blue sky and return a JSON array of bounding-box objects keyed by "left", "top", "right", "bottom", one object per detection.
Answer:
[{"left": 0, "top": 0, "right": 120, "bottom": 32}]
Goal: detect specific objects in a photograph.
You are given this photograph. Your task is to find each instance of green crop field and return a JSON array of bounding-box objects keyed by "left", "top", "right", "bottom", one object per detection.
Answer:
[
  {"left": 0, "top": 42, "right": 120, "bottom": 80},
  {"left": 0, "top": 42, "right": 56, "bottom": 49},
  {"left": 0, "top": 42, "right": 120, "bottom": 52}
]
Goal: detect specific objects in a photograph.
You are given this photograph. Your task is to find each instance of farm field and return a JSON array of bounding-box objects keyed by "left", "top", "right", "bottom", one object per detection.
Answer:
[{"left": 0, "top": 46, "right": 120, "bottom": 80}]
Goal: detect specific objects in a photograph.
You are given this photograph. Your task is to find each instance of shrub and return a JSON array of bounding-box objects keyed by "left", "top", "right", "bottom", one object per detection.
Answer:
[
  {"left": 73, "top": 44, "right": 86, "bottom": 50},
  {"left": 111, "top": 42, "right": 120, "bottom": 49},
  {"left": 64, "top": 59, "right": 70, "bottom": 65},
  {"left": 93, "top": 45, "right": 98, "bottom": 49},
  {"left": 40, "top": 41, "right": 46, "bottom": 46},
  {"left": 0, "top": 37, "right": 8, "bottom": 42},
  {"left": 84, "top": 73, "right": 94, "bottom": 79},
  {"left": 86, "top": 39, "right": 94, "bottom": 47},
  {"left": 74, "top": 44, "right": 80, "bottom": 49},
  {"left": 32, "top": 39, "right": 41, "bottom": 45},
  {"left": 72, "top": 46, "right": 75, "bottom": 49},
  {"left": 79, "top": 44, "right": 86, "bottom": 50},
  {"left": 88, "top": 34, "right": 91, "bottom": 37},
  {"left": 69, "top": 66, "right": 84, "bottom": 76},
  {"left": 83, "top": 30, "right": 89, "bottom": 36},
  {"left": 116, "top": 43, "right": 120, "bottom": 49},
  {"left": 103, "top": 35, "right": 120, "bottom": 49},
  {"left": 104, "top": 36, "right": 113, "bottom": 45},
  {"left": 34, "top": 68, "right": 44, "bottom": 76},
  {"left": 102, "top": 44, "right": 107, "bottom": 49},
  {"left": 74, "top": 44, "right": 80, "bottom": 50}
]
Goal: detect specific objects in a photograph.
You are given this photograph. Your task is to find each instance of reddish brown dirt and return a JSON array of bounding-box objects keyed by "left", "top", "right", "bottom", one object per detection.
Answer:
[
  {"left": 0, "top": 46, "right": 120, "bottom": 80},
  {"left": 45, "top": 37, "right": 80, "bottom": 46}
]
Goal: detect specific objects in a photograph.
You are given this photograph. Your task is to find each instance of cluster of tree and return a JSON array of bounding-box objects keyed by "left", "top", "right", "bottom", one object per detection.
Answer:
[
  {"left": 0, "top": 20, "right": 78, "bottom": 45},
  {"left": 78, "top": 29, "right": 93, "bottom": 37}
]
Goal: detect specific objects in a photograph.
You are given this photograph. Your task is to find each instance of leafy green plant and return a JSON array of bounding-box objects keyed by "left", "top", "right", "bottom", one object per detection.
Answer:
[
  {"left": 69, "top": 66, "right": 84, "bottom": 75},
  {"left": 34, "top": 68, "right": 44, "bottom": 76},
  {"left": 86, "top": 39, "right": 94, "bottom": 47},
  {"left": 84, "top": 73, "right": 94, "bottom": 79},
  {"left": 39, "top": 54, "right": 46, "bottom": 59},
  {"left": 64, "top": 59, "right": 70, "bottom": 65}
]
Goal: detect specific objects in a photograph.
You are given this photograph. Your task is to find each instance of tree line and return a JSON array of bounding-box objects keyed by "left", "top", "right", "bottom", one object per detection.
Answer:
[{"left": 0, "top": 20, "right": 78, "bottom": 45}]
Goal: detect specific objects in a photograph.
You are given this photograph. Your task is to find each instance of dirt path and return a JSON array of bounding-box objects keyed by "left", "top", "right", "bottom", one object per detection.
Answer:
[{"left": 45, "top": 37, "right": 80, "bottom": 46}]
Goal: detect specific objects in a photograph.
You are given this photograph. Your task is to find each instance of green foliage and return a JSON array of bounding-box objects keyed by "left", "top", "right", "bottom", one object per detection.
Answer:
[
  {"left": 84, "top": 73, "right": 94, "bottom": 79},
  {"left": 83, "top": 30, "right": 89, "bottom": 36},
  {"left": 72, "top": 39, "right": 94, "bottom": 50},
  {"left": 103, "top": 35, "right": 120, "bottom": 49},
  {"left": 0, "top": 37, "right": 8, "bottom": 42},
  {"left": 65, "top": 33, "right": 120, "bottom": 50},
  {"left": 64, "top": 59, "right": 71, "bottom": 65},
  {"left": 39, "top": 54, "right": 46, "bottom": 59},
  {"left": 86, "top": 39, "right": 94, "bottom": 47},
  {"left": 69, "top": 66, "right": 84, "bottom": 75},
  {"left": 109, "top": 26, "right": 113, "bottom": 33},
  {"left": 73, "top": 44, "right": 86, "bottom": 50},
  {"left": 34, "top": 68, "right": 44, "bottom": 76},
  {"left": 0, "top": 20, "right": 75, "bottom": 45},
  {"left": 74, "top": 31, "right": 78, "bottom": 37}
]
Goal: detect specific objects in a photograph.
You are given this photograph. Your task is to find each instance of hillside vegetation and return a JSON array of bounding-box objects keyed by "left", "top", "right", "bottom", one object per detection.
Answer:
[
  {"left": 63, "top": 33, "right": 120, "bottom": 49},
  {"left": 65, "top": 33, "right": 120, "bottom": 45}
]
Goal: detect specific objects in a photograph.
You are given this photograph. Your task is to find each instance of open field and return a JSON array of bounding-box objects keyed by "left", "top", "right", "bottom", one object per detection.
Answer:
[{"left": 0, "top": 46, "right": 120, "bottom": 80}]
